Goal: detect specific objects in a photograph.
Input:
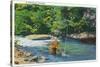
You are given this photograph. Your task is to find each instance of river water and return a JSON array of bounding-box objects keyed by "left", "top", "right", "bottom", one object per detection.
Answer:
[{"left": 15, "top": 36, "right": 96, "bottom": 62}]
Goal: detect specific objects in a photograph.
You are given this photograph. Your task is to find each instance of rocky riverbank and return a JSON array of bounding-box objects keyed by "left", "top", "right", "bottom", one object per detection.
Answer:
[
  {"left": 67, "top": 32, "right": 96, "bottom": 44},
  {"left": 14, "top": 45, "right": 46, "bottom": 64},
  {"left": 68, "top": 32, "right": 95, "bottom": 39}
]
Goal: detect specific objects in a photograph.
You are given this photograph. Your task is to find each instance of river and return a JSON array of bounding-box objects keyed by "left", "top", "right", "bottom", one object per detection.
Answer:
[{"left": 15, "top": 36, "right": 96, "bottom": 63}]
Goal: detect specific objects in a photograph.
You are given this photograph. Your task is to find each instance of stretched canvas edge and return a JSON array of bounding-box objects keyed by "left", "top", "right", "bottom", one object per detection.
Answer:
[{"left": 11, "top": 0, "right": 97, "bottom": 66}]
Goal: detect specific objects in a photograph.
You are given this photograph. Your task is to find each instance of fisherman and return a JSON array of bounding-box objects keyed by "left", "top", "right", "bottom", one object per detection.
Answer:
[{"left": 49, "top": 35, "right": 59, "bottom": 55}]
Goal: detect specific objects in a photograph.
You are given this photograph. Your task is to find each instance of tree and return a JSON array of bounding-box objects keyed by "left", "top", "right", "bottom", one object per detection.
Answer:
[{"left": 15, "top": 4, "right": 96, "bottom": 36}]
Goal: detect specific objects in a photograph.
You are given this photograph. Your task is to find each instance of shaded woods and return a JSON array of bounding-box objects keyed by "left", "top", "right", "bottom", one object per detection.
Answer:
[{"left": 15, "top": 4, "right": 96, "bottom": 37}]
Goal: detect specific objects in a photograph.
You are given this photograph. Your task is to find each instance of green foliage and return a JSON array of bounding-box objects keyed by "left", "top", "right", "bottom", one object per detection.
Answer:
[{"left": 15, "top": 4, "right": 96, "bottom": 36}]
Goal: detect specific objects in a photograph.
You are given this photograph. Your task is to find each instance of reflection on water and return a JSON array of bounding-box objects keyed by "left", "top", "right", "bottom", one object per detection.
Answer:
[{"left": 16, "top": 36, "right": 96, "bottom": 62}]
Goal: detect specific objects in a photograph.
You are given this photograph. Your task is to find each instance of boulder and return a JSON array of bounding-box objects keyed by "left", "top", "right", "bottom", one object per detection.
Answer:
[{"left": 80, "top": 37, "right": 96, "bottom": 44}]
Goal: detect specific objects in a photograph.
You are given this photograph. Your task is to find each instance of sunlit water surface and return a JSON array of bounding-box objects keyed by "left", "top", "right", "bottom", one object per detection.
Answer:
[{"left": 16, "top": 36, "right": 96, "bottom": 62}]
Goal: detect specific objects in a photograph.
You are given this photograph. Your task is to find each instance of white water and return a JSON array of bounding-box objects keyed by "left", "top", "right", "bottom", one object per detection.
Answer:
[{"left": 15, "top": 36, "right": 52, "bottom": 47}]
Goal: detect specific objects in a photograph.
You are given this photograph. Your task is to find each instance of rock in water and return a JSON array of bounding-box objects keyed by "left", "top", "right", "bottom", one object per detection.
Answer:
[
  {"left": 38, "top": 56, "right": 46, "bottom": 63},
  {"left": 30, "top": 56, "right": 40, "bottom": 62},
  {"left": 61, "top": 51, "right": 67, "bottom": 56},
  {"left": 30, "top": 56, "right": 46, "bottom": 63}
]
